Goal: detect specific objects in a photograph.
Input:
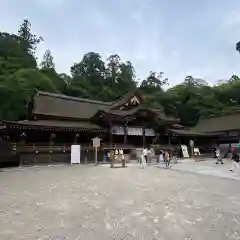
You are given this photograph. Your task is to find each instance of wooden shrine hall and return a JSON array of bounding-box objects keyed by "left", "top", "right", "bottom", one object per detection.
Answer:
[{"left": 0, "top": 91, "right": 217, "bottom": 166}]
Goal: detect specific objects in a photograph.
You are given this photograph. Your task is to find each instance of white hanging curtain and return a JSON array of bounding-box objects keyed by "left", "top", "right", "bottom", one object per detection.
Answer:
[
  {"left": 127, "top": 127, "right": 143, "bottom": 136},
  {"left": 145, "top": 128, "right": 155, "bottom": 137},
  {"left": 112, "top": 126, "right": 124, "bottom": 135}
]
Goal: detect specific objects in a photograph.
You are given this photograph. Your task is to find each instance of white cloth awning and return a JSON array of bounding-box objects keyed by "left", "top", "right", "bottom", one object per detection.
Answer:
[
  {"left": 145, "top": 128, "right": 155, "bottom": 137},
  {"left": 112, "top": 126, "right": 155, "bottom": 136},
  {"left": 128, "top": 127, "right": 143, "bottom": 136},
  {"left": 112, "top": 126, "right": 125, "bottom": 135}
]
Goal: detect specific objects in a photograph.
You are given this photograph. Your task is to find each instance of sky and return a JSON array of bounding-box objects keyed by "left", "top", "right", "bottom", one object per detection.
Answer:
[{"left": 1, "top": 0, "right": 240, "bottom": 85}]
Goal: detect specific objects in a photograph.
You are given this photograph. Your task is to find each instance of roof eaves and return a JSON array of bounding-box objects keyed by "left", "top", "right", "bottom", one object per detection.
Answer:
[{"left": 36, "top": 91, "right": 112, "bottom": 106}]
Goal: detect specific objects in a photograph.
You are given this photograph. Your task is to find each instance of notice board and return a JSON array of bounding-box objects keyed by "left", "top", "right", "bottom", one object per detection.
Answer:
[
  {"left": 181, "top": 145, "right": 189, "bottom": 158},
  {"left": 71, "top": 145, "right": 81, "bottom": 164}
]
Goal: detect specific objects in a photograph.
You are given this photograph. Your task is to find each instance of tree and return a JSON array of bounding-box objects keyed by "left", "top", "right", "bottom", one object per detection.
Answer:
[
  {"left": 71, "top": 52, "right": 105, "bottom": 78},
  {"left": 106, "top": 54, "right": 121, "bottom": 83},
  {"left": 70, "top": 52, "right": 107, "bottom": 99},
  {"left": 236, "top": 41, "right": 240, "bottom": 53},
  {"left": 138, "top": 72, "right": 169, "bottom": 109},
  {"left": 17, "top": 19, "right": 43, "bottom": 55},
  {"left": 0, "top": 69, "right": 57, "bottom": 120},
  {"left": 40, "top": 49, "right": 55, "bottom": 69},
  {"left": 140, "top": 71, "right": 169, "bottom": 89},
  {"left": 0, "top": 32, "right": 37, "bottom": 74}
]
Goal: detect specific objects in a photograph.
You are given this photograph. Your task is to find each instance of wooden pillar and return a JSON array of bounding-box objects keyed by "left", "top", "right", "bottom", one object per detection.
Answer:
[
  {"left": 142, "top": 127, "right": 146, "bottom": 148},
  {"left": 189, "top": 139, "right": 194, "bottom": 158},
  {"left": 109, "top": 119, "right": 113, "bottom": 146},
  {"left": 124, "top": 120, "right": 128, "bottom": 144},
  {"left": 49, "top": 133, "right": 56, "bottom": 164},
  {"left": 74, "top": 133, "right": 79, "bottom": 144},
  {"left": 20, "top": 132, "right": 26, "bottom": 166},
  {"left": 157, "top": 133, "right": 160, "bottom": 145},
  {"left": 168, "top": 132, "right": 171, "bottom": 146}
]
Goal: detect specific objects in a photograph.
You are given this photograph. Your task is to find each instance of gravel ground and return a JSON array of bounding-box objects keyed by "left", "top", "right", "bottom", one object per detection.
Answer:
[{"left": 1, "top": 164, "right": 240, "bottom": 240}]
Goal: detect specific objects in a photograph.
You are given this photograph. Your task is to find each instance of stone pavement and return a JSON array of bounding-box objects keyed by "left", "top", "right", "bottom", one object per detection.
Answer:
[
  {"left": 157, "top": 158, "right": 240, "bottom": 180},
  {"left": 1, "top": 164, "right": 240, "bottom": 239}
]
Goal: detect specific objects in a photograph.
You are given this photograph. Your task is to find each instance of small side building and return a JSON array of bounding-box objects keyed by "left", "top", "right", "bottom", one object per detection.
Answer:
[{"left": 191, "top": 112, "right": 240, "bottom": 144}]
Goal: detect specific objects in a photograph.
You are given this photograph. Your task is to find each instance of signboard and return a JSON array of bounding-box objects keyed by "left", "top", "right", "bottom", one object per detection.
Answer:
[
  {"left": 71, "top": 145, "right": 81, "bottom": 164},
  {"left": 92, "top": 137, "right": 101, "bottom": 148},
  {"left": 181, "top": 145, "right": 189, "bottom": 158},
  {"left": 92, "top": 137, "right": 101, "bottom": 165}
]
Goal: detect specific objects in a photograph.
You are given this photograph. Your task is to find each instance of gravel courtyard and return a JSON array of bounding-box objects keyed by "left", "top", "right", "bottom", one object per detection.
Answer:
[{"left": 1, "top": 164, "right": 240, "bottom": 240}]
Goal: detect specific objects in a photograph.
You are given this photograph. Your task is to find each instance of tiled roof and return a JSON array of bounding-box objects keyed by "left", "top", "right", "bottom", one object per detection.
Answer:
[{"left": 191, "top": 113, "right": 240, "bottom": 133}]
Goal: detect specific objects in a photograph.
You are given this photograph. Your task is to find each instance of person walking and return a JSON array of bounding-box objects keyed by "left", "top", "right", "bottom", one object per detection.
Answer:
[
  {"left": 215, "top": 148, "right": 224, "bottom": 164},
  {"left": 230, "top": 148, "right": 240, "bottom": 175},
  {"left": 110, "top": 150, "right": 115, "bottom": 168},
  {"left": 159, "top": 149, "right": 164, "bottom": 164},
  {"left": 114, "top": 148, "right": 119, "bottom": 162},
  {"left": 141, "top": 149, "right": 147, "bottom": 169},
  {"left": 119, "top": 148, "right": 125, "bottom": 167},
  {"left": 143, "top": 148, "right": 148, "bottom": 164},
  {"left": 165, "top": 150, "right": 170, "bottom": 168}
]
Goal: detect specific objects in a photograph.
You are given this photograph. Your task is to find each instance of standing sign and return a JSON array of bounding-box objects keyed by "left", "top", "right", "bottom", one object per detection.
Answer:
[
  {"left": 181, "top": 145, "right": 189, "bottom": 158},
  {"left": 71, "top": 145, "right": 81, "bottom": 164},
  {"left": 92, "top": 137, "right": 101, "bottom": 165}
]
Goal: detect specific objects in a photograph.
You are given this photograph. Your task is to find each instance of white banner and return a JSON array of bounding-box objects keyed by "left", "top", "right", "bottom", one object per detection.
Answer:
[
  {"left": 71, "top": 145, "right": 81, "bottom": 164},
  {"left": 181, "top": 145, "right": 189, "bottom": 158}
]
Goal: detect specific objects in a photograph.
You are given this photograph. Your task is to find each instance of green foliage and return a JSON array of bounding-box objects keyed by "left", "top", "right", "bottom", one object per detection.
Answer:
[
  {"left": 40, "top": 49, "right": 55, "bottom": 69},
  {"left": 0, "top": 19, "right": 239, "bottom": 125},
  {"left": 17, "top": 19, "right": 43, "bottom": 55}
]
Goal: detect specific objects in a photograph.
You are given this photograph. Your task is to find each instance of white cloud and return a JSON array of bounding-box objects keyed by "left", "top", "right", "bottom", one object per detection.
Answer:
[{"left": 32, "top": 0, "right": 67, "bottom": 11}]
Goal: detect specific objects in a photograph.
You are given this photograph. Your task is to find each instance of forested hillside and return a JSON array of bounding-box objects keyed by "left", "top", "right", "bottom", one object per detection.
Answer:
[{"left": 1, "top": 20, "right": 240, "bottom": 126}]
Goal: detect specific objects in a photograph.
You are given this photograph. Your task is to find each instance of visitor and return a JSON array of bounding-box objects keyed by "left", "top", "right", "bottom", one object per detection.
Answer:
[
  {"left": 165, "top": 150, "right": 170, "bottom": 168},
  {"left": 119, "top": 148, "right": 125, "bottom": 167},
  {"left": 159, "top": 149, "right": 164, "bottom": 164},
  {"left": 114, "top": 148, "right": 119, "bottom": 161},
  {"left": 107, "top": 151, "right": 110, "bottom": 161},
  {"left": 110, "top": 150, "right": 115, "bottom": 168},
  {"left": 230, "top": 148, "right": 240, "bottom": 175},
  {"left": 105, "top": 151, "right": 110, "bottom": 162},
  {"left": 143, "top": 148, "right": 148, "bottom": 163},
  {"left": 215, "top": 148, "right": 224, "bottom": 164},
  {"left": 147, "top": 148, "right": 152, "bottom": 163},
  {"left": 141, "top": 149, "right": 147, "bottom": 169}
]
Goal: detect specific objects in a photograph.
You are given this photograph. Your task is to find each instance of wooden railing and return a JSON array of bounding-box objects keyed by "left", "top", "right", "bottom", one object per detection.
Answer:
[
  {"left": 15, "top": 143, "right": 93, "bottom": 154},
  {"left": 15, "top": 142, "right": 146, "bottom": 153}
]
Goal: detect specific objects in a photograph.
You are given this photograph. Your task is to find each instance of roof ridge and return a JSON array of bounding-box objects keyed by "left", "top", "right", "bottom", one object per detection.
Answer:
[
  {"left": 110, "top": 90, "right": 139, "bottom": 108},
  {"left": 36, "top": 91, "right": 113, "bottom": 106}
]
